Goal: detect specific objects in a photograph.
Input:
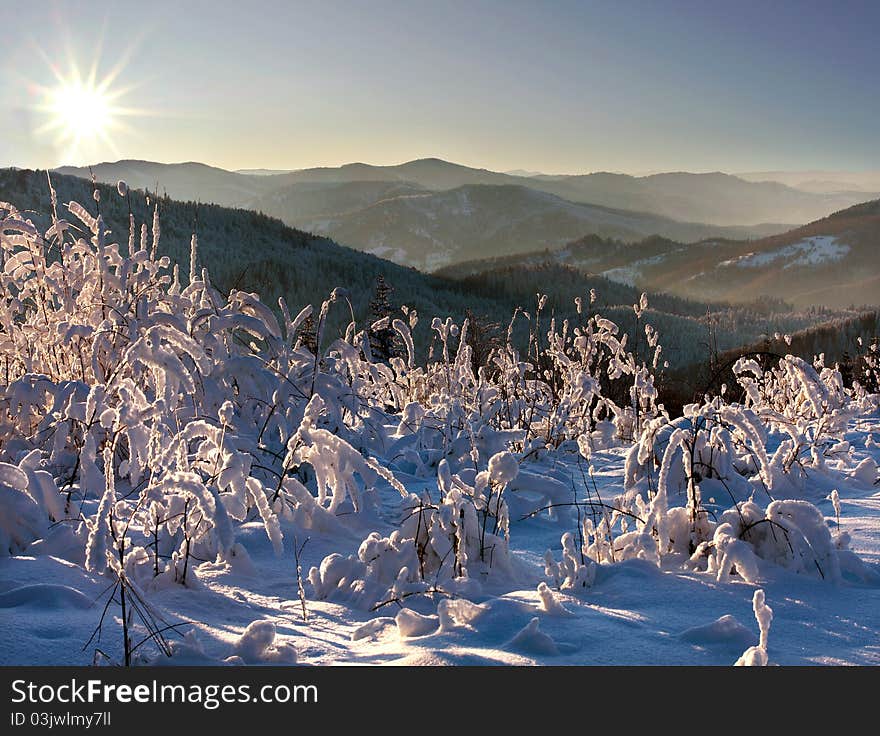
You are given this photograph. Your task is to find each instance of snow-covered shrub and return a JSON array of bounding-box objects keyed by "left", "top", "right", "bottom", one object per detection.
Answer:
[
  {"left": 310, "top": 451, "right": 517, "bottom": 609},
  {"left": 0, "top": 187, "right": 410, "bottom": 589},
  {"left": 544, "top": 531, "right": 597, "bottom": 590},
  {"left": 595, "top": 377, "right": 870, "bottom": 580},
  {"left": 679, "top": 493, "right": 871, "bottom": 583},
  {"left": 733, "top": 354, "right": 864, "bottom": 492},
  {"left": 0, "top": 460, "right": 57, "bottom": 555},
  {"left": 735, "top": 589, "right": 773, "bottom": 666}
]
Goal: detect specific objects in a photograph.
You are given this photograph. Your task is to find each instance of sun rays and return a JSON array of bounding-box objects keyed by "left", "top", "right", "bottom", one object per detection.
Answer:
[{"left": 29, "top": 36, "right": 145, "bottom": 165}]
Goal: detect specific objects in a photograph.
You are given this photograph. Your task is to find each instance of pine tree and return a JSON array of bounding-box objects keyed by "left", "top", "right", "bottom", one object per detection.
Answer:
[
  {"left": 298, "top": 314, "right": 318, "bottom": 355},
  {"left": 369, "top": 275, "right": 400, "bottom": 361},
  {"left": 465, "top": 309, "right": 502, "bottom": 375}
]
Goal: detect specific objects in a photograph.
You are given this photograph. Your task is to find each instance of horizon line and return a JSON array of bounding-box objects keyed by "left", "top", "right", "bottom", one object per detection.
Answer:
[{"left": 23, "top": 156, "right": 880, "bottom": 180}]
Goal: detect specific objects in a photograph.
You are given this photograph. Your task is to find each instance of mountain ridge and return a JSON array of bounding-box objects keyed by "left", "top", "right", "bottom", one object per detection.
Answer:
[{"left": 56, "top": 157, "right": 878, "bottom": 229}]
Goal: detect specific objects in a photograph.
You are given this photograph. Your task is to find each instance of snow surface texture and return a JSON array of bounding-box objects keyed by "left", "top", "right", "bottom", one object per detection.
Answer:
[{"left": 1, "top": 190, "right": 880, "bottom": 666}]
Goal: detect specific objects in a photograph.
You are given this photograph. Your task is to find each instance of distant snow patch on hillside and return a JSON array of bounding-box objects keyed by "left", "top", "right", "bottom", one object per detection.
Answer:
[
  {"left": 601, "top": 265, "right": 640, "bottom": 287},
  {"left": 722, "top": 236, "right": 849, "bottom": 270},
  {"left": 601, "top": 252, "right": 680, "bottom": 287},
  {"left": 784, "top": 236, "right": 850, "bottom": 268}
]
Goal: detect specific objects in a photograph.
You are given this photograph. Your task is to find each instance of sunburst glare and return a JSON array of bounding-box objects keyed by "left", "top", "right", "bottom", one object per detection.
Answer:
[
  {"left": 31, "top": 51, "right": 141, "bottom": 164},
  {"left": 48, "top": 78, "right": 112, "bottom": 140}
]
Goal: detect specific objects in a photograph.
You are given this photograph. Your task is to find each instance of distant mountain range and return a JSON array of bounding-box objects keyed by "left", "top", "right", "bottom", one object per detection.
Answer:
[
  {"left": 737, "top": 170, "right": 880, "bottom": 195},
  {"left": 47, "top": 158, "right": 880, "bottom": 306},
  {"left": 438, "top": 199, "right": 880, "bottom": 309},
  {"left": 56, "top": 157, "right": 878, "bottom": 270}
]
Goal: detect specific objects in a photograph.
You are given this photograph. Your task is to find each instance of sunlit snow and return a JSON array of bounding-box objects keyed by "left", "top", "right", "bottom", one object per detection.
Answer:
[{"left": 721, "top": 236, "right": 850, "bottom": 270}]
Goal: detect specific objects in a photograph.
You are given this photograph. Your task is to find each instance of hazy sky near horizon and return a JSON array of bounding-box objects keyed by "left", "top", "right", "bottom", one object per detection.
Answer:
[{"left": 1, "top": 0, "right": 877, "bottom": 174}]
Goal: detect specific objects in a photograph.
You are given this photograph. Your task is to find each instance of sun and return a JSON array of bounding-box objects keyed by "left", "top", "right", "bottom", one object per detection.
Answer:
[
  {"left": 48, "top": 79, "right": 113, "bottom": 141},
  {"left": 31, "top": 54, "right": 140, "bottom": 165}
]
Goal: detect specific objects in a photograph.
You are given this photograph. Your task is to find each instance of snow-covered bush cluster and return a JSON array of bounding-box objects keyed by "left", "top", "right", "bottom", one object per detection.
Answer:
[
  {"left": 1, "top": 181, "right": 877, "bottom": 660},
  {"left": 542, "top": 349, "right": 878, "bottom": 589},
  {"left": 0, "top": 181, "right": 659, "bottom": 573}
]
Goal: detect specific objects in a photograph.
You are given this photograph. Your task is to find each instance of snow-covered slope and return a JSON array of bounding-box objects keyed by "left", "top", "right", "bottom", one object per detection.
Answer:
[
  {"left": 3, "top": 414, "right": 879, "bottom": 666},
  {"left": 691, "top": 200, "right": 880, "bottom": 307},
  {"left": 720, "top": 236, "right": 848, "bottom": 269}
]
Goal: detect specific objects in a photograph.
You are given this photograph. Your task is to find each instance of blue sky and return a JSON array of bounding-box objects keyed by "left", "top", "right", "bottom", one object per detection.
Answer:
[{"left": 1, "top": 0, "right": 876, "bottom": 173}]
